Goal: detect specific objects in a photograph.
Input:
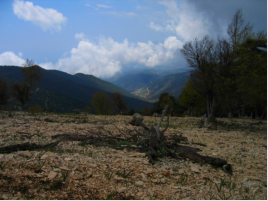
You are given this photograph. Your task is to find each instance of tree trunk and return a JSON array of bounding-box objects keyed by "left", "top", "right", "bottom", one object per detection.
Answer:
[{"left": 207, "top": 92, "right": 217, "bottom": 122}]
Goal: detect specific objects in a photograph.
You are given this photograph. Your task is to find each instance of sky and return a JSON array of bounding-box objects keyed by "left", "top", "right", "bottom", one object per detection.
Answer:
[{"left": 0, "top": 0, "right": 267, "bottom": 78}]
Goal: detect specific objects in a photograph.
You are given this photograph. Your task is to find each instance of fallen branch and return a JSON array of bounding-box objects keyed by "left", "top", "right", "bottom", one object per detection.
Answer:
[
  {"left": 174, "top": 144, "right": 228, "bottom": 168},
  {"left": 0, "top": 141, "right": 60, "bottom": 154}
]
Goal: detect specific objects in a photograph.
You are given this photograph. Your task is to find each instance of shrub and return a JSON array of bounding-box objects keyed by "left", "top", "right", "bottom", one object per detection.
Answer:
[{"left": 28, "top": 104, "right": 43, "bottom": 113}]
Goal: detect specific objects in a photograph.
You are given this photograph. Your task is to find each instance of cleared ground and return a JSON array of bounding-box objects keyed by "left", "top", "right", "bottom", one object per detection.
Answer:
[{"left": 0, "top": 112, "right": 266, "bottom": 199}]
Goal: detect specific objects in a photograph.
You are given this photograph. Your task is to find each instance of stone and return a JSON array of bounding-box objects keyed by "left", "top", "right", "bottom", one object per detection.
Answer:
[
  {"left": 129, "top": 113, "right": 144, "bottom": 126},
  {"left": 135, "top": 181, "right": 144, "bottom": 186},
  {"left": 64, "top": 157, "right": 74, "bottom": 161},
  {"left": 21, "top": 151, "right": 31, "bottom": 157},
  {"left": 178, "top": 169, "right": 185, "bottom": 174},
  {"left": 48, "top": 171, "right": 57, "bottom": 179},
  {"left": 242, "top": 182, "right": 257, "bottom": 186},
  {"left": 117, "top": 187, "right": 128, "bottom": 193},
  {"left": 245, "top": 164, "right": 252, "bottom": 169},
  {"left": 162, "top": 171, "right": 171, "bottom": 178},
  {"left": 88, "top": 164, "right": 97, "bottom": 168},
  {"left": 139, "top": 173, "right": 148, "bottom": 182},
  {"left": 136, "top": 192, "right": 144, "bottom": 199},
  {"left": 114, "top": 176, "right": 125, "bottom": 182},
  {"left": 247, "top": 176, "right": 261, "bottom": 181},
  {"left": 160, "top": 178, "right": 167, "bottom": 184},
  {"left": 2, "top": 195, "right": 8, "bottom": 200},
  {"left": 145, "top": 169, "right": 154, "bottom": 175},
  {"left": 53, "top": 168, "right": 61, "bottom": 172},
  {"left": 40, "top": 154, "right": 48, "bottom": 160},
  {"left": 44, "top": 152, "right": 54, "bottom": 156},
  {"left": 44, "top": 117, "right": 54, "bottom": 122},
  {"left": 60, "top": 166, "right": 71, "bottom": 171},
  {"left": 190, "top": 166, "right": 200, "bottom": 173}
]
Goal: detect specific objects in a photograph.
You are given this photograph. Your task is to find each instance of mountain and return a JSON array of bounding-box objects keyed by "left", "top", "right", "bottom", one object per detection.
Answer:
[
  {"left": 132, "top": 72, "right": 189, "bottom": 102},
  {"left": 0, "top": 66, "right": 153, "bottom": 113},
  {"left": 105, "top": 67, "right": 189, "bottom": 93},
  {"left": 47, "top": 70, "right": 142, "bottom": 100},
  {"left": 112, "top": 73, "right": 161, "bottom": 92}
]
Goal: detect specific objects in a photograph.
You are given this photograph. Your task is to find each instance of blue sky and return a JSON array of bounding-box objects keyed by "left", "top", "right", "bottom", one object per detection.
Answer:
[{"left": 0, "top": 0, "right": 267, "bottom": 78}]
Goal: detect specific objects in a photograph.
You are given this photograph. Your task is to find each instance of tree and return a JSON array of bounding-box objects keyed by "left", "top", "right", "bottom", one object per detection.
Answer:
[
  {"left": 142, "top": 104, "right": 151, "bottom": 116},
  {"left": 227, "top": 9, "right": 254, "bottom": 52},
  {"left": 227, "top": 9, "right": 266, "bottom": 117},
  {"left": 11, "top": 59, "right": 43, "bottom": 111},
  {"left": 91, "top": 91, "right": 111, "bottom": 115},
  {"left": 153, "top": 92, "right": 176, "bottom": 115},
  {"left": 178, "top": 80, "right": 205, "bottom": 116},
  {"left": 23, "top": 58, "right": 36, "bottom": 68},
  {"left": 11, "top": 82, "right": 31, "bottom": 110},
  {"left": 234, "top": 38, "right": 267, "bottom": 117},
  {"left": 0, "top": 78, "right": 9, "bottom": 110},
  {"left": 110, "top": 92, "right": 128, "bottom": 115},
  {"left": 181, "top": 35, "right": 220, "bottom": 121}
]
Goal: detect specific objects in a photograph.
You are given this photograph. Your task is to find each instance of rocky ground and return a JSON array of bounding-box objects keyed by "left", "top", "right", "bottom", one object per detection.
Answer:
[{"left": 0, "top": 111, "right": 267, "bottom": 200}]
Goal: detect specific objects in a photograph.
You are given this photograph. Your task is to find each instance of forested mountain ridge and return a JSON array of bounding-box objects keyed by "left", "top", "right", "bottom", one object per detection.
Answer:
[{"left": 0, "top": 66, "right": 153, "bottom": 113}]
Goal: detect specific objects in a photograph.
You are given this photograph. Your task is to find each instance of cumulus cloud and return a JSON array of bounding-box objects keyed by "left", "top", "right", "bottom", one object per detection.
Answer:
[
  {"left": 13, "top": 0, "right": 67, "bottom": 31},
  {"left": 42, "top": 35, "right": 183, "bottom": 78},
  {"left": 151, "top": 0, "right": 213, "bottom": 42},
  {"left": 164, "top": 36, "right": 183, "bottom": 51},
  {"left": 0, "top": 51, "right": 25, "bottom": 66}
]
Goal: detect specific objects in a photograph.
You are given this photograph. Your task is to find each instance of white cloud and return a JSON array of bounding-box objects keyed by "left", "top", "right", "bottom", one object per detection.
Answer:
[
  {"left": 164, "top": 36, "right": 183, "bottom": 50},
  {"left": 38, "top": 62, "right": 54, "bottom": 70},
  {"left": 97, "top": 4, "right": 112, "bottom": 8},
  {"left": 43, "top": 35, "right": 182, "bottom": 78},
  {"left": 136, "top": 5, "right": 147, "bottom": 10},
  {"left": 100, "top": 11, "right": 136, "bottom": 16},
  {"left": 85, "top": 4, "right": 99, "bottom": 10},
  {"left": 13, "top": 0, "right": 67, "bottom": 31},
  {"left": 152, "top": 0, "right": 213, "bottom": 42},
  {"left": 75, "top": 33, "right": 86, "bottom": 41},
  {"left": 0, "top": 51, "right": 25, "bottom": 66},
  {"left": 149, "top": 22, "right": 163, "bottom": 31}
]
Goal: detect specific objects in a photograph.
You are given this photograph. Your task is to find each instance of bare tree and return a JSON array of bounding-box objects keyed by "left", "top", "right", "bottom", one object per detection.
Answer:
[
  {"left": 21, "top": 60, "right": 43, "bottom": 89},
  {"left": 181, "top": 35, "right": 219, "bottom": 121}
]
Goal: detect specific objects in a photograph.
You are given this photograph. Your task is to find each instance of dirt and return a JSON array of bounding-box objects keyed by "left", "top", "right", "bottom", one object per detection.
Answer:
[{"left": 0, "top": 112, "right": 266, "bottom": 200}]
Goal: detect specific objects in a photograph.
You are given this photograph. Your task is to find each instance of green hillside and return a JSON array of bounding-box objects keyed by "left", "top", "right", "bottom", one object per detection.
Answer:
[{"left": 0, "top": 66, "right": 153, "bottom": 113}]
